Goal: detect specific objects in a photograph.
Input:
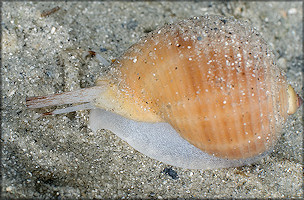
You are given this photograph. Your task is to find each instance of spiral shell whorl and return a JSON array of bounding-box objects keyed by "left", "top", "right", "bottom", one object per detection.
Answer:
[{"left": 103, "top": 15, "right": 289, "bottom": 159}]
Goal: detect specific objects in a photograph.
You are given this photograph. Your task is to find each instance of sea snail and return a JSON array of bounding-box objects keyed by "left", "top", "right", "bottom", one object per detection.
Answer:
[{"left": 26, "top": 15, "right": 302, "bottom": 169}]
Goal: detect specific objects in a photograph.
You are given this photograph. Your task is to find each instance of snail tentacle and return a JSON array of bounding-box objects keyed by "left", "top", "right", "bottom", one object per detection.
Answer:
[{"left": 26, "top": 86, "right": 105, "bottom": 109}]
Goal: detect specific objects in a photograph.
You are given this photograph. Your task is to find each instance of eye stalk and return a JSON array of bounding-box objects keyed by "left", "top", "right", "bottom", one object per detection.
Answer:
[{"left": 287, "top": 85, "right": 303, "bottom": 115}]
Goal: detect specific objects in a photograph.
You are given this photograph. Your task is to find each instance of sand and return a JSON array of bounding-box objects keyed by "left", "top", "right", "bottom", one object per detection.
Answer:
[{"left": 2, "top": 1, "right": 303, "bottom": 198}]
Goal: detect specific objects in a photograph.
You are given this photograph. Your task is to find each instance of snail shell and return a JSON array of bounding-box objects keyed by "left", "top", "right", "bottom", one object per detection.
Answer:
[
  {"left": 27, "top": 15, "right": 302, "bottom": 169},
  {"left": 94, "top": 15, "right": 300, "bottom": 160}
]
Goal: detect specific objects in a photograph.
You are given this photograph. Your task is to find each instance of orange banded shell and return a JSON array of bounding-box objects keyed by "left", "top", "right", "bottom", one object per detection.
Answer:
[
  {"left": 95, "top": 15, "right": 300, "bottom": 159},
  {"left": 26, "top": 15, "right": 302, "bottom": 168}
]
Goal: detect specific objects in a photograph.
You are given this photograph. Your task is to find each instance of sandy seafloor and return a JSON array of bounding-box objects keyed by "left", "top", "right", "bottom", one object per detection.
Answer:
[{"left": 1, "top": 1, "right": 303, "bottom": 199}]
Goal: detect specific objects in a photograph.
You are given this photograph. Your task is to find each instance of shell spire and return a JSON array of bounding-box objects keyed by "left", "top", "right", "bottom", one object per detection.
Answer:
[{"left": 287, "top": 85, "right": 303, "bottom": 115}]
